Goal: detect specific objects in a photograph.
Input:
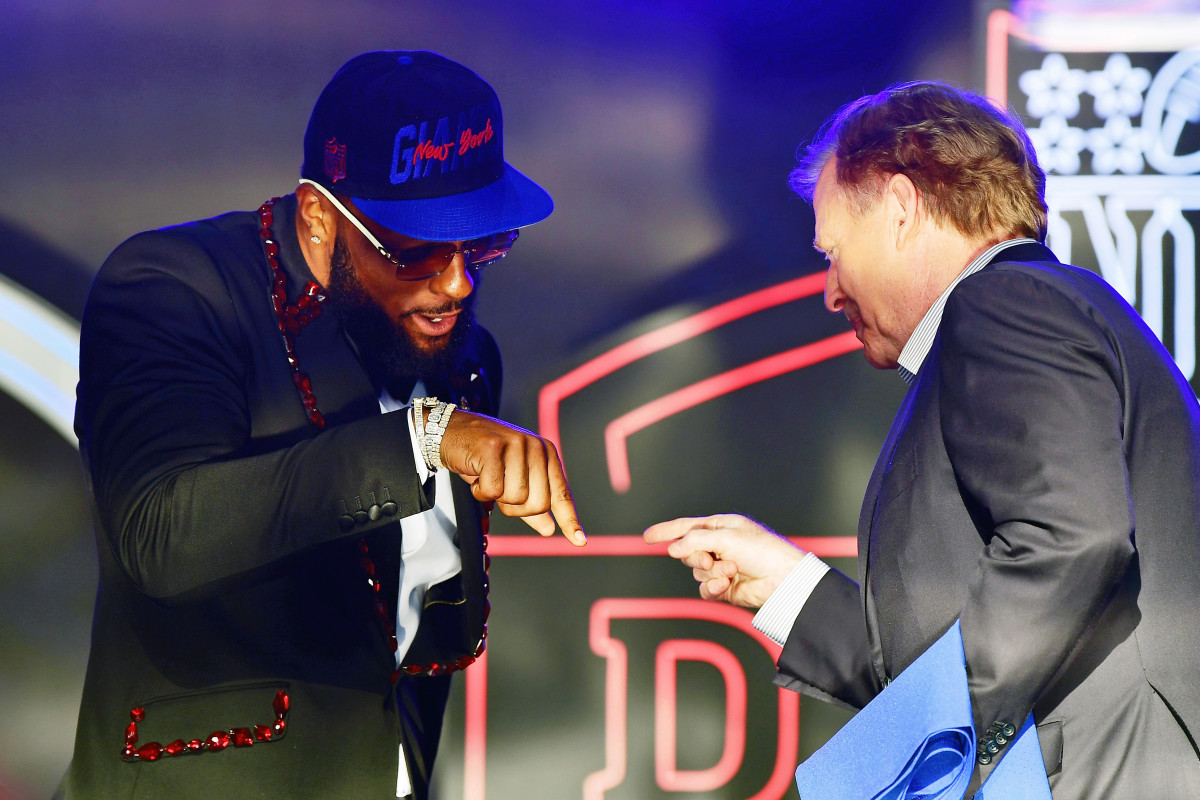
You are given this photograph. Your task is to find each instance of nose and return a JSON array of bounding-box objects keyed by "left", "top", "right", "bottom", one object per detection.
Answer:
[
  {"left": 824, "top": 263, "right": 845, "bottom": 313},
  {"left": 427, "top": 249, "right": 475, "bottom": 301}
]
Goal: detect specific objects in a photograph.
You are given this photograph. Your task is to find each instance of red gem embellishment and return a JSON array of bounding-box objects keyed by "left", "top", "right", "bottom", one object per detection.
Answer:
[
  {"left": 120, "top": 690, "right": 290, "bottom": 763},
  {"left": 360, "top": 505, "right": 492, "bottom": 679},
  {"left": 258, "top": 197, "right": 327, "bottom": 430},
  {"left": 136, "top": 743, "right": 163, "bottom": 761},
  {"left": 205, "top": 731, "right": 230, "bottom": 752}
]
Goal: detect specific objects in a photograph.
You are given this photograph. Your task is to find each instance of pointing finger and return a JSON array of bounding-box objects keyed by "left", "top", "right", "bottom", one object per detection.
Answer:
[
  {"left": 546, "top": 443, "right": 586, "bottom": 546},
  {"left": 643, "top": 516, "right": 717, "bottom": 544}
]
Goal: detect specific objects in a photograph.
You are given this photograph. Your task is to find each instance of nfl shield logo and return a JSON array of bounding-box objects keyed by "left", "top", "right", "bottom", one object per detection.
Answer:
[{"left": 324, "top": 138, "right": 347, "bottom": 183}]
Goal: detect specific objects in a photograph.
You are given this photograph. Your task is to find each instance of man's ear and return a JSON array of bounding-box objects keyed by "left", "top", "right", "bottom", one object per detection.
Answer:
[
  {"left": 885, "top": 172, "right": 922, "bottom": 250},
  {"left": 294, "top": 183, "right": 336, "bottom": 285}
]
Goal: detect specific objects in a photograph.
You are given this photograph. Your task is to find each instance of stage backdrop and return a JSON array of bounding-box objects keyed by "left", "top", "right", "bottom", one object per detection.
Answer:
[{"left": 3, "top": 2, "right": 1198, "bottom": 799}]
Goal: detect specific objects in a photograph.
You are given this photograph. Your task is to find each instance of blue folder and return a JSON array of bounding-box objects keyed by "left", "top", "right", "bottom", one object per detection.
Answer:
[{"left": 793, "top": 621, "right": 1051, "bottom": 800}]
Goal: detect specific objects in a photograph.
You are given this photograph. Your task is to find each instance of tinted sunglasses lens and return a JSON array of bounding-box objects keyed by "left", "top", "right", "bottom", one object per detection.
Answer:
[
  {"left": 395, "top": 245, "right": 453, "bottom": 279},
  {"left": 467, "top": 231, "right": 519, "bottom": 267},
  {"left": 393, "top": 231, "right": 519, "bottom": 279}
]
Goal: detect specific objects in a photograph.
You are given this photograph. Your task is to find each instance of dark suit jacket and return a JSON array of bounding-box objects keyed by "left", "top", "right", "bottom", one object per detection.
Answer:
[
  {"left": 776, "top": 244, "right": 1200, "bottom": 797},
  {"left": 62, "top": 194, "right": 496, "bottom": 799}
]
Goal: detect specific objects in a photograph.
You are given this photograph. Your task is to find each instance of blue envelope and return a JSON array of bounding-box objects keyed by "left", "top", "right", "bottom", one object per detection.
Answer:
[{"left": 793, "top": 621, "right": 1051, "bottom": 800}]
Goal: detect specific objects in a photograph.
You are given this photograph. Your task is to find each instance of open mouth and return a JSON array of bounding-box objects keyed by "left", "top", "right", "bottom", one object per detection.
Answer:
[{"left": 408, "top": 309, "right": 461, "bottom": 337}]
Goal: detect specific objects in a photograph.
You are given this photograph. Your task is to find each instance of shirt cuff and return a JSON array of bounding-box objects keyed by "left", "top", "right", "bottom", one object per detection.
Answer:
[{"left": 752, "top": 553, "right": 831, "bottom": 646}]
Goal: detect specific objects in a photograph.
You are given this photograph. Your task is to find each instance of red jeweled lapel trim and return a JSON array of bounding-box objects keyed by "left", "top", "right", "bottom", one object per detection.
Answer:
[
  {"left": 258, "top": 197, "right": 328, "bottom": 429},
  {"left": 363, "top": 506, "right": 491, "bottom": 681}
]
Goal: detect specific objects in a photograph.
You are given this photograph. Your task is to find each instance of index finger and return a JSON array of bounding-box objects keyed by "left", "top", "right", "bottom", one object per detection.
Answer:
[
  {"left": 643, "top": 516, "right": 719, "bottom": 544},
  {"left": 546, "top": 445, "right": 586, "bottom": 546}
]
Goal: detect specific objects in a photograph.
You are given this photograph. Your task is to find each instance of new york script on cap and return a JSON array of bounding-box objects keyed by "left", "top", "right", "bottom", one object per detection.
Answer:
[{"left": 390, "top": 104, "right": 498, "bottom": 184}]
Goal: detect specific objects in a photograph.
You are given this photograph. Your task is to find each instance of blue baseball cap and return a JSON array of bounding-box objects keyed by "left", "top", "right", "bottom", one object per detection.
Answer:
[{"left": 301, "top": 50, "right": 553, "bottom": 241}]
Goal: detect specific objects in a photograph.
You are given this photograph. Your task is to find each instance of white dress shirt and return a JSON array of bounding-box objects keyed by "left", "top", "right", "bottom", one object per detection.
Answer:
[{"left": 379, "top": 383, "right": 463, "bottom": 798}]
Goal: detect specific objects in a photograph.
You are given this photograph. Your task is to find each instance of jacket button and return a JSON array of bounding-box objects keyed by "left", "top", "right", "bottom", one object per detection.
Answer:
[
  {"left": 381, "top": 502, "right": 398, "bottom": 516},
  {"left": 368, "top": 504, "right": 381, "bottom": 521},
  {"left": 338, "top": 515, "right": 355, "bottom": 530},
  {"left": 353, "top": 509, "right": 369, "bottom": 524}
]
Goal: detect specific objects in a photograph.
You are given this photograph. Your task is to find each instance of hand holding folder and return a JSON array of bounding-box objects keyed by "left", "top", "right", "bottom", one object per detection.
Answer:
[{"left": 793, "top": 621, "right": 1052, "bottom": 800}]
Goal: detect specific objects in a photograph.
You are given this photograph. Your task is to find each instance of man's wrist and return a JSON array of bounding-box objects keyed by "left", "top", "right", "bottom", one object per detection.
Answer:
[
  {"left": 752, "top": 553, "right": 831, "bottom": 645},
  {"left": 411, "top": 397, "right": 455, "bottom": 472}
]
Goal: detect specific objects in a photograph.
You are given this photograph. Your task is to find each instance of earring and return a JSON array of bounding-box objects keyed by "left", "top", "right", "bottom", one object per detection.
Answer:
[{"left": 310, "top": 235, "right": 322, "bottom": 244}]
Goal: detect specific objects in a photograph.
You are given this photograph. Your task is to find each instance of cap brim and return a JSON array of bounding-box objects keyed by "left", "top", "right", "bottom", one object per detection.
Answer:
[{"left": 351, "top": 164, "right": 553, "bottom": 241}]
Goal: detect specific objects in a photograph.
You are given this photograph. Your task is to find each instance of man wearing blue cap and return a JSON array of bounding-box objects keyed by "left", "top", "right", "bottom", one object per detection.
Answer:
[{"left": 62, "top": 51, "right": 582, "bottom": 800}]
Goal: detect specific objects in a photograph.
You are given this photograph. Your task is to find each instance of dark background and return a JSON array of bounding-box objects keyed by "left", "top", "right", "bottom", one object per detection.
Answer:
[{"left": 0, "top": 1, "right": 1139, "bottom": 798}]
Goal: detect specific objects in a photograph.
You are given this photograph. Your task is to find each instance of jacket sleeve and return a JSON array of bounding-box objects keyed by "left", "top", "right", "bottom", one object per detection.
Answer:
[
  {"left": 76, "top": 229, "right": 431, "bottom": 602},
  {"left": 937, "top": 268, "right": 1135, "bottom": 746},
  {"left": 774, "top": 569, "right": 883, "bottom": 710}
]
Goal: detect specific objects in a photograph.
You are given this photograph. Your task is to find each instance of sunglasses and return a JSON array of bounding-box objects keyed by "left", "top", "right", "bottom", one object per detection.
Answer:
[{"left": 299, "top": 179, "right": 519, "bottom": 281}]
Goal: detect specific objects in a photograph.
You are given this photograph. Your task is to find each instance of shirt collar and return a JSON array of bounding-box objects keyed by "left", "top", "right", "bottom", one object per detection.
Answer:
[{"left": 895, "top": 238, "right": 1037, "bottom": 384}]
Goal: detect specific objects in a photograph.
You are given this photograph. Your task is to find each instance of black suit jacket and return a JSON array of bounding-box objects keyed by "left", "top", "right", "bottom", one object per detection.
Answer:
[
  {"left": 776, "top": 244, "right": 1200, "bottom": 797},
  {"left": 62, "top": 194, "right": 496, "bottom": 799}
]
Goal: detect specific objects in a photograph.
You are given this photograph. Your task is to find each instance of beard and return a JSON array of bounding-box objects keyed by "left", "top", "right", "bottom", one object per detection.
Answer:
[{"left": 323, "top": 237, "right": 479, "bottom": 397}]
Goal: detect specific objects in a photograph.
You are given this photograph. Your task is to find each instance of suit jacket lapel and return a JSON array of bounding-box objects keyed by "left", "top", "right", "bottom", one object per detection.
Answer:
[
  {"left": 269, "top": 193, "right": 381, "bottom": 429},
  {"left": 859, "top": 380, "right": 922, "bottom": 684},
  {"left": 856, "top": 242, "right": 1059, "bottom": 686}
]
